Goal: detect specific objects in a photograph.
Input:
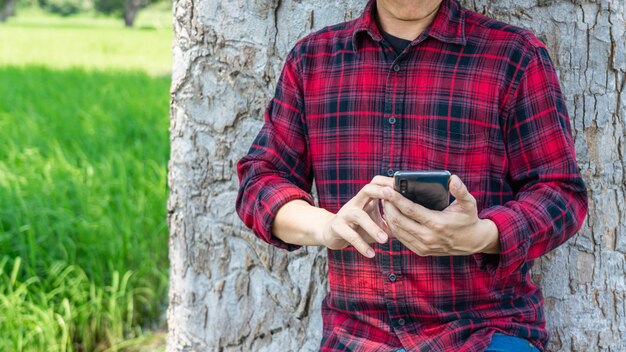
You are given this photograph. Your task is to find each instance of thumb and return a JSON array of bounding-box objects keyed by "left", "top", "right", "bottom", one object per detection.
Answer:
[{"left": 449, "top": 175, "right": 475, "bottom": 205}]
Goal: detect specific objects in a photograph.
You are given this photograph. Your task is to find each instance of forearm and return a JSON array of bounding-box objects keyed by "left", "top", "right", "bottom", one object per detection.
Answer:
[
  {"left": 476, "top": 178, "right": 587, "bottom": 278},
  {"left": 271, "top": 199, "right": 334, "bottom": 247},
  {"left": 483, "top": 179, "right": 587, "bottom": 258}
]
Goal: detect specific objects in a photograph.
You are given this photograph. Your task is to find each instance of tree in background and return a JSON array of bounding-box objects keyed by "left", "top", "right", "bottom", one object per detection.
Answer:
[
  {"left": 93, "top": 0, "right": 153, "bottom": 27},
  {"left": 0, "top": 0, "right": 16, "bottom": 21},
  {"left": 32, "top": 0, "right": 159, "bottom": 26}
]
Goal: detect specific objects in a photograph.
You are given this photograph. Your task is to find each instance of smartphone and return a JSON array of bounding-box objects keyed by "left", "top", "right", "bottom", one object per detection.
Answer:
[{"left": 393, "top": 170, "right": 451, "bottom": 211}]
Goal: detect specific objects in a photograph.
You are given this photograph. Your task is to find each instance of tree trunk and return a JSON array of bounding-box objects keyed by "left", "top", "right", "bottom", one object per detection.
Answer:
[
  {"left": 167, "top": 0, "right": 625, "bottom": 350},
  {"left": 0, "top": 0, "right": 16, "bottom": 22},
  {"left": 123, "top": 0, "right": 146, "bottom": 27}
]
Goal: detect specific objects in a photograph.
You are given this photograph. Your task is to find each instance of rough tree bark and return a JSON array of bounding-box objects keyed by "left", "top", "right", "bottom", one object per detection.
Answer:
[{"left": 167, "top": 0, "right": 625, "bottom": 350}]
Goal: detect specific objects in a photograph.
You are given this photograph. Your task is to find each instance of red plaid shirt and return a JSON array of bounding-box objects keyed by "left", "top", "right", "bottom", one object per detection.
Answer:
[{"left": 236, "top": 0, "right": 588, "bottom": 350}]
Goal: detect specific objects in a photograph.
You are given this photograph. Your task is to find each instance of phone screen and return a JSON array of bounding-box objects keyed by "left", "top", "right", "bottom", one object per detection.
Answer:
[{"left": 393, "top": 171, "right": 451, "bottom": 211}]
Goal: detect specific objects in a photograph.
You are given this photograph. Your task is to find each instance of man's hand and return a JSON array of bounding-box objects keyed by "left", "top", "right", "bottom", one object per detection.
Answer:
[
  {"left": 316, "top": 176, "right": 391, "bottom": 258},
  {"left": 370, "top": 175, "right": 500, "bottom": 256}
]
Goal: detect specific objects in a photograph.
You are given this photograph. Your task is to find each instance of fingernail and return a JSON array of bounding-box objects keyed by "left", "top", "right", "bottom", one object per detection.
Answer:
[
  {"left": 366, "top": 248, "right": 375, "bottom": 258},
  {"left": 377, "top": 232, "right": 387, "bottom": 242}
]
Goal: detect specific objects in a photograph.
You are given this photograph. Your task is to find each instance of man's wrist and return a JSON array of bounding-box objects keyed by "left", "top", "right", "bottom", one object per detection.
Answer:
[
  {"left": 311, "top": 209, "right": 335, "bottom": 247},
  {"left": 477, "top": 218, "right": 500, "bottom": 254},
  {"left": 273, "top": 199, "right": 334, "bottom": 247}
]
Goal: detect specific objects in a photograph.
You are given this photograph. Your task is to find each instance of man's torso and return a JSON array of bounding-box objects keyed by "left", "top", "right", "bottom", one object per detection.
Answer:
[{"left": 288, "top": 0, "right": 549, "bottom": 350}]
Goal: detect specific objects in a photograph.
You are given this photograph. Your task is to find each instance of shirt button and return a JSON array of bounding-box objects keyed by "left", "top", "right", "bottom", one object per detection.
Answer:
[
  {"left": 387, "top": 169, "right": 395, "bottom": 177},
  {"left": 388, "top": 117, "right": 396, "bottom": 124},
  {"left": 388, "top": 273, "right": 397, "bottom": 282},
  {"left": 393, "top": 64, "right": 400, "bottom": 72},
  {"left": 397, "top": 318, "right": 406, "bottom": 326}
]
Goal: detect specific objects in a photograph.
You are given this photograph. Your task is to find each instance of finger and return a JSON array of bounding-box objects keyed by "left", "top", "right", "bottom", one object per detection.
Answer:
[
  {"left": 363, "top": 199, "right": 377, "bottom": 214},
  {"left": 385, "top": 213, "right": 431, "bottom": 256},
  {"left": 380, "top": 187, "right": 436, "bottom": 225},
  {"left": 392, "top": 228, "right": 430, "bottom": 255},
  {"left": 367, "top": 199, "right": 389, "bottom": 232},
  {"left": 383, "top": 201, "right": 429, "bottom": 236},
  {"left": 335, "top": 223, "right": 376, "bottom": 258},
  {"left": 347, "top": 208, "right": 388, "bottom": 243},
  {"left": 356, "top": 227, "right": 377, "bottom": 244},
  {"left": 379, "top": 200, "right": 392, "bottom": 234},
  {"left": 385, "top": 207, "right": 449, "bottom": 256},
  {"left": 369, "top": 175, "right": 395, "bottom": 188},
  {"left": 382, "top": 201, "right": 398, "bottom": 233},
  {"left": 352, "top": 184, "right": 391, "bottom": 208},
  {"left": 364, "top": 200, "right": 385, "bottom": 229},
  {"left": 449, "top": 175, "right": 476, "bottom": 206}
]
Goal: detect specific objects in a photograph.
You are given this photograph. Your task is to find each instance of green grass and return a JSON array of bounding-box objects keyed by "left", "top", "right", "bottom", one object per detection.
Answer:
[
  {"left": 0, "top": 5, "right": 173, "bottom": 75},
  {"left": 0, "top": 7, "right": 170, "bottom": 351}
]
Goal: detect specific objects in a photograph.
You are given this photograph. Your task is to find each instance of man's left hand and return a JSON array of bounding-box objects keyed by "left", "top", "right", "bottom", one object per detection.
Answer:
[{"left": 369, "top": 175, "right": 500, "bottom": 256}]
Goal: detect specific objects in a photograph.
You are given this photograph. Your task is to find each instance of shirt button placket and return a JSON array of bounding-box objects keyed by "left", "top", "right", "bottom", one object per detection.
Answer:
[
  {"left": 384, "top": 63, "right": 401, "bottom": 178},
  {"left": 382, "top": 65, "right": 403, "bottom": 335}
]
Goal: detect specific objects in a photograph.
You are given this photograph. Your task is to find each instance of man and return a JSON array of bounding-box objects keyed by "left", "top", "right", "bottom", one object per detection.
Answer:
[{"left": 236, "top": 0, "right": 588, "bottom": 350}]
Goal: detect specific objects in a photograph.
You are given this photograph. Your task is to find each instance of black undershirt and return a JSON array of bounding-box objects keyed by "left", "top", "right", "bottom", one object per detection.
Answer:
[{"left": 380, "top": 30, "right": 413, "bottom": 55}]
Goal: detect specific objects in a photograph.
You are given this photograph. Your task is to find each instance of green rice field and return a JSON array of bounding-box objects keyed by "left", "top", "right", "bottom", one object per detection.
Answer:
[{"left": 0, "top": 5, "right": 172, "bottom": 351}]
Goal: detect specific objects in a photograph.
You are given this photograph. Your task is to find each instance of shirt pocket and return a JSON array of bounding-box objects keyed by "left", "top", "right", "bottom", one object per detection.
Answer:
[{"left": 417, "top": 125, "right": 490, "bottom": 207}]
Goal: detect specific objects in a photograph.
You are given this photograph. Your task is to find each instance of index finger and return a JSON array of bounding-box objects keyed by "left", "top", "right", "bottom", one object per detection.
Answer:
[
  {"left": 379, "top": 187, "right": 438, "bottom": 225},
  {"left": 351, "top": 175, "right": 401, "bottom": 207},
  {"left": 351, "top": 184, "right": 390, "bottom": 208},
  {"left": 369, "top": 175, "right": 395, "bottom": 188}
]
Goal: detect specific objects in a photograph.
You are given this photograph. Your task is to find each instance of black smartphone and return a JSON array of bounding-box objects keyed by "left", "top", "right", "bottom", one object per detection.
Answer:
[{"left": 393, "top": 170, "right": 451, "bottom": 211}]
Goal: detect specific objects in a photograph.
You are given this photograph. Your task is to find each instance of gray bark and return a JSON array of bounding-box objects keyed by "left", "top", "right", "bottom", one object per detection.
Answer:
[
  {"left": 0, "top": 0, "right": 16, "bottom": 22},
  {"left": 167, "top": 0, "right": 626, "bottom": 351},
  {"left": 124, "top": 0, "right": 150, "bottom": 27}
]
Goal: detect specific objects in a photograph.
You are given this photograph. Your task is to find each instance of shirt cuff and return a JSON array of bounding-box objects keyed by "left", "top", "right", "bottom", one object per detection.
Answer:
[
  {"left": 474, "top": 205, "right": 532, "bottom": 280},
  {"left": 257, "top": 183, "right": 315, "bottom": 251}
]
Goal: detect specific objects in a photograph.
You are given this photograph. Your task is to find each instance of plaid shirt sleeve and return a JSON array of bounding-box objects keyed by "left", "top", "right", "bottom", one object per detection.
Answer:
[
  {"left": 475, "top": 43, "right": 588, "bottom": 279},
  {"left": 235, "top": 46, "right": 315, "bottom": 251}
]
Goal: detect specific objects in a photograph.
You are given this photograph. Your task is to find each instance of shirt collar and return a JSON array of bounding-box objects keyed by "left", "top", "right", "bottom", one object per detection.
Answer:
[{"left": 351, "top": 0, "right": 467, "bottom": 52}]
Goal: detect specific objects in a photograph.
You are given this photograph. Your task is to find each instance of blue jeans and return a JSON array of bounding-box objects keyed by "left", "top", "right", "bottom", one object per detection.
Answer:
[{"left": 395, "top": 333, "right": 541, "bottom": 352}]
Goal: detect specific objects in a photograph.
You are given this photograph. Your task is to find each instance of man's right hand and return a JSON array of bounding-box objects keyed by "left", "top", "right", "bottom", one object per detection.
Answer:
[{"left": 316, "top": 176, "right": 392, "bottom": 258}]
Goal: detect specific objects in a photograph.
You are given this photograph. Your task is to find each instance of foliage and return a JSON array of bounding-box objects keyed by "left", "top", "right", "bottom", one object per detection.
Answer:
[
  {"left": 0, "top": 12, "right": 171, "bottom": 350},
  {"left": 0, "top": 258, "right": 155, "bottom": 351},
  {"left": 93, "top": 0, "right": 155, "bottom": 27},
  {"left": 92, "top": 0, "right": 122, "bottom": 16},
  {"left": 38, "top": 0, "right": 92, "bottom": 16},
  {"left": 34, "top": 0, "right": 164, "bottom": 25}
]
